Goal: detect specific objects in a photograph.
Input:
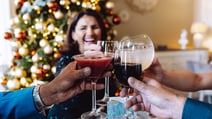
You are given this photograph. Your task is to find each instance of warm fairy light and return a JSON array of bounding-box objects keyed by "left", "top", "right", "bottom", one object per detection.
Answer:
[
  {"left": 76, "top": 1, "right": 81, "bottom": 5},
  {"left": 24, "top": 21, "right": 28, "bottom": 24}
]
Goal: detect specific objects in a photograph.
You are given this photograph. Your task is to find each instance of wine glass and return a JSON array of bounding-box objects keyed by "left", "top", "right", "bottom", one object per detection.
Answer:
[
  {"left": 129, "top": 34, "right": 155, "bottom": 71},
  {"left": 73, "top": 53, "right": 113, "bottom": 119},
  {"left": 114, "top": 34, "right": 155, "bottom": 118},
  {"left": 96, "top": 40, "right": 119, "bottom": 106}
]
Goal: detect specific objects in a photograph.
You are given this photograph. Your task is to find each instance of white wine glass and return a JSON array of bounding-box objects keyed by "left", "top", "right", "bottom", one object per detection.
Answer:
[
  {"left": 128, "top": 34, "right": 155, "bottom": 71},
  {"left": 96, "top": 40, "right": 119, "bottom": 106}
]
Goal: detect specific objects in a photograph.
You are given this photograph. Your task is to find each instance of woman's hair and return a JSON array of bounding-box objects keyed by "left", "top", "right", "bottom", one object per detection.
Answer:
[{"left": 61, "top": 9, "right": 107, "bottom": 56}]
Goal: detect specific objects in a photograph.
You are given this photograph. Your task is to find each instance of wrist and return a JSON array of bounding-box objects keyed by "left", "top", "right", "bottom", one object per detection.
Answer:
[
  {"left": 33, "top": 85, "right": 54, "bottom": 115},
  {"left": 171, "top": 94, "right": 186, "bottom": 119}
]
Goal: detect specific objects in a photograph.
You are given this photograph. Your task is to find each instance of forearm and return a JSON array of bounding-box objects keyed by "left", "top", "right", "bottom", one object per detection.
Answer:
[
  {"left": 162, "top": 70, "right": 202, "bottom": 91},
  {"left": 0, "top": 87, "right": 44, "bottom": 119}
]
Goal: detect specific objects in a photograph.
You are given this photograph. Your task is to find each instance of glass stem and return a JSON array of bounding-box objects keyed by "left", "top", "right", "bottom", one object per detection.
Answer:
[
  {"left": 104, "top": 77, "right": 110, "bottom": 97},
  {"left": 125, "top": 88, "right": 132, "bottom": 117},
  {"left": 91, "top": 81, "right": 97, "bottom": 111}
]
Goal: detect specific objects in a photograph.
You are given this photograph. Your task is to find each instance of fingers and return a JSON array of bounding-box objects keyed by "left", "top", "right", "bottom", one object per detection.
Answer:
[
  {"left": 62, "top": 63, "right": 91, "bottom": 81},
  {"left": 84, "top": 83, "right": 104, "bottom": 90},
  {"left": 125, "top": 95, "right": 144, "bottom": 111},
  {"left": 128, "top": 77, "right": 147, "bottom": 92},
  {"left": 119, "top": 88, "right": 128, "bottom": 97}
]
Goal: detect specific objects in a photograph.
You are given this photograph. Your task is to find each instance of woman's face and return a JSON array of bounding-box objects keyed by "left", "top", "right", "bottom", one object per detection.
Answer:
[{"left": 72, "top": 15, "right": 102, "bottom": 53}]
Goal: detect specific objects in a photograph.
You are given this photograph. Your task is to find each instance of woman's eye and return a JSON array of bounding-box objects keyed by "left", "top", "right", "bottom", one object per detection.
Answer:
[
  {"left": 80, "top": 27, "right": 86, "bottom": 30},
  {"left": 92, "top": 26, "right": 99, "bottom": 29}
]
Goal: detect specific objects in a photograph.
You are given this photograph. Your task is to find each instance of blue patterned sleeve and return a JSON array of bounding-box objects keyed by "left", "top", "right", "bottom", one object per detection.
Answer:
[
  {"left": 55, "top": 55, "right": 74, "bottom": 76},
  {"left": 182, "top": 98, "right": 212, "bottom": 119}
]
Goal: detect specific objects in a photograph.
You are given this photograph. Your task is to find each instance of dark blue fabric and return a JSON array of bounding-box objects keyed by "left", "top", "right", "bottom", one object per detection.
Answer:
[
  {"left": 183, "top": 98, "right": 212, "bottom": 119},
  {"left": 0, "top": 87, "right": 44, "bottom": 119},
  {"left": 47, "top": 55, "right": 118, "bottom": 119}
]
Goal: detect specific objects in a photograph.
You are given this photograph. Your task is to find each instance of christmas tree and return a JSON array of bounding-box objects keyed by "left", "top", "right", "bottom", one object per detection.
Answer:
[{"left": 2, "top": 0, "right": 121, "bottom": 90}]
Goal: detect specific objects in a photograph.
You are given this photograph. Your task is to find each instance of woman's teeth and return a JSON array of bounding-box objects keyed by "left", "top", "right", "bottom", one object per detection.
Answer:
[{"left": 84, "top": 38, "right": 94, "bottom": 42}]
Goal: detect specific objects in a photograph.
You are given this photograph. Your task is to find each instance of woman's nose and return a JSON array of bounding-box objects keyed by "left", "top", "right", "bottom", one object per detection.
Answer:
[{"left": 86, "top": 27, "right": 95, "bottom": 35}]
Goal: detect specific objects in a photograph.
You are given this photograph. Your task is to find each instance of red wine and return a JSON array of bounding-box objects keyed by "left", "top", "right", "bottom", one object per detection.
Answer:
[{"left": 114, "top": 63, "right": 142, "bottom": 87}]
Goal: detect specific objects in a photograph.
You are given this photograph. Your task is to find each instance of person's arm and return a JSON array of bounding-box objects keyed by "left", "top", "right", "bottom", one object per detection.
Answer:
[
  {"left": 0, "top": 87, "right": 44, "bottom": 119},
  {"left": 0, "top": 62, "right": 105, "bottom": 119},
  {"left": 145, "top": 58, "right": 212, "bottom": 91},
  {"left": 182, "top": 98, "right": 212, "bottom": 119},
  {"left": 163, "top": 70, "right": 212, "bottom": 91}
]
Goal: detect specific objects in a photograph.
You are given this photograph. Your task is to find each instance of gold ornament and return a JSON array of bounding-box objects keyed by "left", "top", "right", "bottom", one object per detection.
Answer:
[
  {"left": 14, "top": 17, "right": 20, "bottom": 24},
  {"left": 55, "top": 34, "right": 64, "bottom": 44},
  {"left": 7, "top": 79, "right": 21, "bottom": 90},
  {"left": 47, "top": 24, "right": 55, "bottom": 32},
  {"left": 31, "top": 73, "right": 37, "bottom": 80},
  {"left": 54, "top": 52, "right": 62, "bottom": 59},
  {"left": 71, "top": 0, "right": 77, "bottom": 3},
  {"left": 106, "top": 1, "right": 115, "bottom": 9},
  {"left": 44, "top": 45, "right": 53, "bottom": 54},
  {"left": 11, "top": 41, "right": 19, "bottom": 51},
  {"left": 31, "top": 65, "right": 38, "bottom": 73},
  {"left": 20, "top": 77, "right": 28, "bottom": 86},
  {"left": 15, "top": 68, "right": 26, "bottom": 78},
  {"left": 22, "top": 13, "right": 31, "bottom": 21},
  {"left": 18, "top": 47, "right": 29, "bottom": 56},
  {"left": 35, "top": 22, "right": 44, "bottom": 31},
  {"left": 39, "top": 39, "right": 49, "bottom": 48},
  {"left": 32, "top": 53, "right": 39, "bottom": 62},
  {"left": 54, "top": 10, "right": 64, "bottom": 19},
  {"left": 43, "top": 64, "right": 51, "bottom": 70},
  {"left": 51, "top": 66, "right": 56, "bottom": 74}
]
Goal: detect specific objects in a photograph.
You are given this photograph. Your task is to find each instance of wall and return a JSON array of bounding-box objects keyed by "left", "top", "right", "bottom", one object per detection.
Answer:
[{"left": 113, "top": 0, "right": 194, "bottom": 49}]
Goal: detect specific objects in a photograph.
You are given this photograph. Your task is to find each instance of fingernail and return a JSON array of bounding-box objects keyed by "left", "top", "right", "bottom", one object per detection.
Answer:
[{"left": 83, "top": 67, "right": 91, "bottom": 76}]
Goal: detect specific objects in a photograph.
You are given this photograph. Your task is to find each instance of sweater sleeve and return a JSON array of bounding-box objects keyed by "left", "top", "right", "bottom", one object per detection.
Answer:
[
  {"left": 0, "top": 87, "right": 44, "bottom": 119},
  {"left": 182, "top": 98, "right": 212, "bottom": 119}
]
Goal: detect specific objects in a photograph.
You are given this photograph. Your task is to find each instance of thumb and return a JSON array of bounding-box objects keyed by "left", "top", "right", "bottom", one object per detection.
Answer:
[{"left": 128, "top": 77, "right": 148, "bottom": 93}]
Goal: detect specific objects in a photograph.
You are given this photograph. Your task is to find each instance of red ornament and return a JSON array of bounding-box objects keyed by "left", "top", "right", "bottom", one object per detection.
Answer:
[
  {"left": 112, "top": 16, "right": 121, "bottom": 25},
  {"left": 4, "top": 32, "right": 12, "bottom": 40},
  {"left": 104, "top": 23, "right": 111, "bottom": 30},
  {"left": 36, "top": 67, "right": 46, "bottom": 78},
  {"left": 107, "top": 9, "right": 114, "bottom": 16},
  {"left": 47, "top": 1, "right": 58, "bottom": 11},
  {"left": 13, "top": 51, "right": 21, "bottom": 59},
  {"left": 17, "top": 0, "right": 26, "bottom": 7},
  {"left": 17, "top": 31, "right": 26, "bottom": 42}
]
